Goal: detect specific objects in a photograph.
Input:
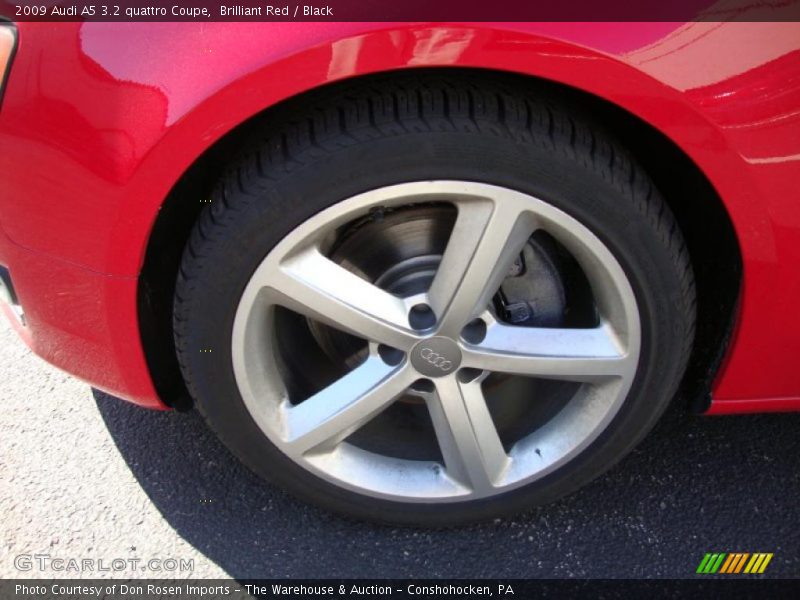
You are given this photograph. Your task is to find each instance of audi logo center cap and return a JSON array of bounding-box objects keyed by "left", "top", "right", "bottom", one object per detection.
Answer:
[{"left": 410, "top": 337, "right": 462, "bottom": 378}]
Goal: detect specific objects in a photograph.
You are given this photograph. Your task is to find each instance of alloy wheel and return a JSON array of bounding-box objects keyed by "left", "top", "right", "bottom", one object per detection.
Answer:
[{"left": 231, "top": 181, "right": 640, "bottom": 502}]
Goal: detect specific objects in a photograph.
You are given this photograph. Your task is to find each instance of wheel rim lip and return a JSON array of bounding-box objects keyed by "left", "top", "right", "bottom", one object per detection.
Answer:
[{"left": 231, "top": 181, "right": 641, "bottom": 503}]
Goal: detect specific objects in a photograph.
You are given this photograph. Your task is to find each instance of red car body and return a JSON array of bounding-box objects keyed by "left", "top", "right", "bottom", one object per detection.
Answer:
[{"left": 0, "top": 21, "right": 799, "bottom": 414}]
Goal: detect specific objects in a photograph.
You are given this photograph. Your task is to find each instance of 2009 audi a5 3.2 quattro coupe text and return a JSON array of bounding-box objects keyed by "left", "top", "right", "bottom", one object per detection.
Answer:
[{"left": 0, "top": 19, "right": 799, "bottom": 525}]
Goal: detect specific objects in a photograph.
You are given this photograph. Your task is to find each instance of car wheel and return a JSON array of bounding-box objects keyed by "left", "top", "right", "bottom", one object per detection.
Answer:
[{"left": 173, "top": 73, "right": 695, "bottom": 525}]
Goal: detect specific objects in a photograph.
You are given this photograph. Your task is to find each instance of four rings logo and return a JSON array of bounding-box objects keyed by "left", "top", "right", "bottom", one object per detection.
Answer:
[{"left": 419, "top": 347, "right": 453, "bottom": 372}]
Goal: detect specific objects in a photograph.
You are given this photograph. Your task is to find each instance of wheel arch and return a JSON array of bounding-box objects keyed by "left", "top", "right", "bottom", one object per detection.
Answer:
[{"left": 136, "top": 32, "right": 744, "bottom": 410}]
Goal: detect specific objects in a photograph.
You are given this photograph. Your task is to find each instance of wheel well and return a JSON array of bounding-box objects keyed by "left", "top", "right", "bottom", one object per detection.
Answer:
[{"left": 138, "top": 67, "right": 741, "bottom": 411}]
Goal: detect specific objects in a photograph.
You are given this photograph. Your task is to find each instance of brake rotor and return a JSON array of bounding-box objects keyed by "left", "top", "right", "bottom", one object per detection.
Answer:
[
  {"left": 308, "top": 204, "right": 456, "bottom": 368},
  {"left": 310, "top": 203, "right": 569, "bottom": 363}
]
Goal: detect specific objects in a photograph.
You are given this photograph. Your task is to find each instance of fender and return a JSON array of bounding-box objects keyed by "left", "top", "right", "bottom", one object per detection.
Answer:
[
  {"left": 0, "top": 22, "right": 798, "bottom": 407},
  {"left": 0, "top": 22, "right": 775, "bottom": 275}
]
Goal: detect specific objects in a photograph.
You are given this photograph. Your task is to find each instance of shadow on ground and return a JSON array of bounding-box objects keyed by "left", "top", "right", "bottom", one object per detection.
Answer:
[{"left": 94, "top": 389, "right": 800, "bottom": 578}]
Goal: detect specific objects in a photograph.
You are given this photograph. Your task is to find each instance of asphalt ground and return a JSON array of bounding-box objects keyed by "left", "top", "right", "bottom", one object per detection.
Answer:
[{"left": 1, "top": 317, "right": 798, "bottom": 579}]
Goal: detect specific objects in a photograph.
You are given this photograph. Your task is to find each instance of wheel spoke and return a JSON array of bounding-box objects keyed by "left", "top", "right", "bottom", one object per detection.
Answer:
[
  {"left": 462, "top": 322, "right": 633, "bottom": 383},
  {"left": 283, "top": 359, "right": 414, "bottom": 456},
  {"left": 426, "top": 376, "right": 509, "bottom": 492},
  {"left": 428, "top": 197, "right": 536, "bottom": 338},
  {"left": 267, "top": 246, "right": 419, "bottom": 350}
]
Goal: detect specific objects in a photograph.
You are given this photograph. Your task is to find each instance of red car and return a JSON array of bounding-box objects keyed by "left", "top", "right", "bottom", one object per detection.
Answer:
[{"left": 1, "top": 20, "right": 798, "bottom": 525}]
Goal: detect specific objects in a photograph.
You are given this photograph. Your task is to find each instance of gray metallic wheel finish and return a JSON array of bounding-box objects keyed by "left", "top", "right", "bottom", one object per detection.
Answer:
[{"left": 231, "top": 182, "right": 640, "bottom": 502}]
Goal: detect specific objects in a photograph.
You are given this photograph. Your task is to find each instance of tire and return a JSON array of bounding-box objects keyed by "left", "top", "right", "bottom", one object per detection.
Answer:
[{"left": 173, "top": 72, "right": 695, "bottom": 526}]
